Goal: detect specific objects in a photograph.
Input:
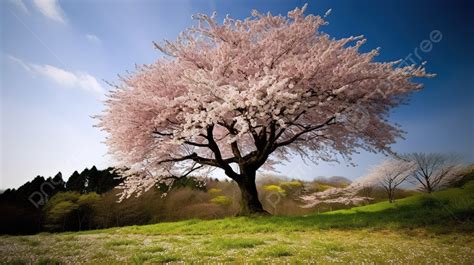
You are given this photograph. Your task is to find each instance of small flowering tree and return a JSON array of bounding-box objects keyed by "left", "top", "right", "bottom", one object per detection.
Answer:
[
  {"left": 357, "top": 159, "right": 416, "bottom": 203},
  {"left": 98, "top": 5, "right": 431, "bottom": 215},
  {"left": 300, "top": 185, "right": 371, "bottom": 208}
]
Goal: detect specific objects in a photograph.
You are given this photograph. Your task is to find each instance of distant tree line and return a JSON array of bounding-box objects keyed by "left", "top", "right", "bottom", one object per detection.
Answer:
[
  {"left": 0, "top": 166, "right": 122, "bottom": 234},
  {"left": 4, "top": 155, "right": 469, "bottom": 235},
  {"left": 1, "top": 166, "right": 363, "bottom": 234}
]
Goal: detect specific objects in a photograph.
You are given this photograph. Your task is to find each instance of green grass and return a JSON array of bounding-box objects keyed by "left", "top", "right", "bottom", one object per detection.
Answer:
[
  {"left": 104, "top": 239, "right": 138, "bottom": 248},
  {"left": 260, "top": 245, "right": 293, "bottom": 257},
  {"left": 141, "top": 245, "right": 166, "bottom": 253},
  {"left": 93, "top": 181, "right": 474, "bottom": 235},
  {"left": 0, "top": 183, "right": 473, "bottom": 264},
  {"left": 36, "top": 257, "right": 63, "bottom": 265},
  {"left": 209, "top": 237, "right": 265, "bottom": 249}
]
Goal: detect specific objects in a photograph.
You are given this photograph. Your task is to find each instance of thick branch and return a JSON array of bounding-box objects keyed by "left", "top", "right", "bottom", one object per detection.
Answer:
[
  {"left": 158, "top": 152, "right": 236, "bottom": 168},
  {"left": 217, "top": 121, "right": 243, "bottom": 161},
  {"left": 183, "top": 140, "right": 209, "bottom": 147},
  {"left": 206, "top": 125, "right": 240, "bottom": 178},
  {"left": 274, "top": 116, "right": 336, "bottom": 149}
]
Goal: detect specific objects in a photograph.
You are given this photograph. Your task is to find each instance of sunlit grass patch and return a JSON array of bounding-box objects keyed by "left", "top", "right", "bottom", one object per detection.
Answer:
[{"left": 1, "top": 229, "right": 473, "bottom": 263}]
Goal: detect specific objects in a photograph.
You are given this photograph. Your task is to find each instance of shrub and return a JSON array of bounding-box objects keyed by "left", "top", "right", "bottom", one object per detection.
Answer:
[
  {"left": 263, "top": 185, "right": 286, "bottom": 195},
  {"left": 208, "top": 188, "right": 222, "bottom": 194},
  {"left": 311, "top": 183, "right": 333, "bottom": 192},
  {"left": 280, "top": 181, "right": 302, "bottom": 188},
  {"left": 210, "top": 196, "right": 232, "bottom": 207}
]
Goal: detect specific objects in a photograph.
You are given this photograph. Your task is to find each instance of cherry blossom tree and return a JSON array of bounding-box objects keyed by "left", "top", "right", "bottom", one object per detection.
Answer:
[
  {"left": 357, "top": 159, "right": 416, "bottom": 203},
  {"left": 98, "top": 5, "right": 431, "bottom": 215}
]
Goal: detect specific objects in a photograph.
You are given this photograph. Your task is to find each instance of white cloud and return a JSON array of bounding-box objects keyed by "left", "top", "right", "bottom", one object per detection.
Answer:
[
  {"left": 7, "top": 55, "right": 33, "bottom": 72},
  {"left": 8, "top": 55, "right": 104, "bottom": 94},
  {"left": 33, "top": 0, "right": 66, "bottom": 23},
  {"left": 86, "top": 34, "right": 101, "bottom": 44},
  {"left": 9, "top": 0, "right": 29, "bottom": 14}
]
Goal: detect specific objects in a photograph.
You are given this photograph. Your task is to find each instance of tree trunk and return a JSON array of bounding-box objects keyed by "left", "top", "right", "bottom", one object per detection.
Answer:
[
  {"left": 232, "top": 168, "right": 269, "bottom": 216},
  {"left": 388, "top": 190, "right": 394, "bottom": 203},
  {"left": 426, "top": 183, "right": 433, "bottom": 193},
  {"left": 425, "top": 176, "right": 433, "bottom": 193}
]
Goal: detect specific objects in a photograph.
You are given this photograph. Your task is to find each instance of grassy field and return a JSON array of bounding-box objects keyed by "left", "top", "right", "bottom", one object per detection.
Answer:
[{"left": 1, "top": 182, "right": 473, "bottom": 264}]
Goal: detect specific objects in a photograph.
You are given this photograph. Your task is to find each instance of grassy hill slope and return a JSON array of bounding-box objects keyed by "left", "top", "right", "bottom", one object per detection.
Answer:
[{"left": 1, "top": 182, "right": 473, "bottom": 264}]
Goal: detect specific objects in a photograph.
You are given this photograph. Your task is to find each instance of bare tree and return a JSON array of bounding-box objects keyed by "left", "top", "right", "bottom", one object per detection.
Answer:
[{"left": 404, "top": 153, "right": 463, "bottom": 193}]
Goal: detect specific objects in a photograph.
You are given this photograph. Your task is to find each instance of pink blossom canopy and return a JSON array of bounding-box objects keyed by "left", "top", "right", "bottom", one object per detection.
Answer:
[{"left": 98, "top": 5, "right": 431, "bottom": 199}]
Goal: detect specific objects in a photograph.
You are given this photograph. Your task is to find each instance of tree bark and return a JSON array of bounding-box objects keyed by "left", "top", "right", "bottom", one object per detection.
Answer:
[
  {"left": 232, "top": 168, "right": 269, "bottom": 216},
  {"left": 426, "top": 181, "right": 433, "bottom": 193},
  {"left": 388, "top": 188, "right": 396, "bottom": 203}
]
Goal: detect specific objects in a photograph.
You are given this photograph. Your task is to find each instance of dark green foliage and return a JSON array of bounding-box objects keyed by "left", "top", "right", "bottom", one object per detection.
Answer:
[
  {"left": 0, "top": 166, "right": 121, "bottom": 234},
  {"left": 66, "top": 166, "right": 122, "bottom": 194},
  {"left": 2, "top": 166, "right": 473, "bottom": 235},
  {"left": 0, "top": 173, "right": 65, "bottom": 234},
  {"left": 44, "top": 192, "right": 101, "bottom": 231},
  {"left": 65, "top": 171, "right": 85, "bottom": 193}
]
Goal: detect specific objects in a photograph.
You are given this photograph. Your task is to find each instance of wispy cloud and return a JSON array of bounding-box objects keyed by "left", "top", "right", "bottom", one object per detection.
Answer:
[
  {"left": 86, "top": 34, "right": 101, "bottom": 44},
  {"left": 7, "top": 55, "right": 33, "bottom": 73},
  {"left": 8, "top": 55, "right": 104, "bottom": 95},
  {"left": 9, "top": 0, "right": 29, "bottom": 14},
  {"left": 33, "top": 0, "right": 66, "bottom": 23},
  {"left": 31, "top": 64, "right": 105, "bottom": 94}
]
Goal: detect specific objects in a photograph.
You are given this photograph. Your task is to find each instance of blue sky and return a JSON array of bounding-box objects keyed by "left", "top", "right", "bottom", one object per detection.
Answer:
[{"left": 1, "top": 0, "right": 473, "bottom": 189}]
